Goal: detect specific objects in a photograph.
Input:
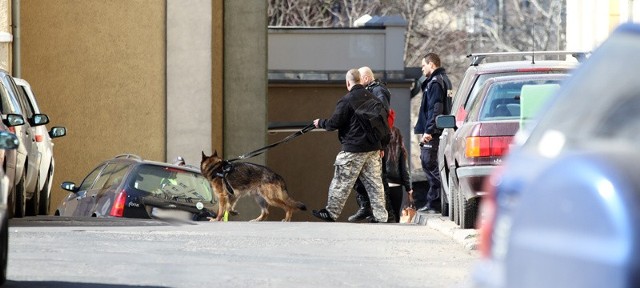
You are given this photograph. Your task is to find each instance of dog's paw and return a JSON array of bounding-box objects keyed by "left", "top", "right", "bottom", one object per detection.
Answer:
[{"left": 207, "top": 217, "right": 220, "bottom": 222}]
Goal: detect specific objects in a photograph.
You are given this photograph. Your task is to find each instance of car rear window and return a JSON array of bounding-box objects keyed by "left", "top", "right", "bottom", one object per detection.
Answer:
[
  {"left": 130, "top": 164, "right": 213, "bottom": 202},
  {"left": 464, "top": 70, "right": 569, "bottom": 112},
  {"left": 474, "top": 78, "right": 564, "bottom": 121}
]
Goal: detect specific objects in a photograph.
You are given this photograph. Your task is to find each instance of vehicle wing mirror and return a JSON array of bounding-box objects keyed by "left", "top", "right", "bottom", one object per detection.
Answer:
[
  {"left": 61, "top": 181, "right": 78, "bottom": 193},
  {"left": 436, "top": 115, "right": 457, "bottom": 130},
  {"left": 30, "top": 114, "right": 50, "bottom": 127},
  {"left": 49, "top": 126, "right": 67, "bottom": 138},
  {"left": 3, "top": 114, "right": 25, "bottom": 127},
  {"left": 0, "top": 131, "right": 18, "bottom": 150}
]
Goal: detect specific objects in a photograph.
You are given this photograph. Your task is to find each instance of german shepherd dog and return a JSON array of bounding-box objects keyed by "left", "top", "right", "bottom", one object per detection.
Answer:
[{"left": 200, "top": 151, "right": 307, "bottom": 221}]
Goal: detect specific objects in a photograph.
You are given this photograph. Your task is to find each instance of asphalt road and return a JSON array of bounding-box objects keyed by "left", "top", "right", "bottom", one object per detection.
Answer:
[{"left": 5, "top": 217, "right": 479, "bottom": 288}]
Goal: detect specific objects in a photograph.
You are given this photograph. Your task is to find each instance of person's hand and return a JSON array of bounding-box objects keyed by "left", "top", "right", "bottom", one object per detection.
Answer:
[
  {"left": 313, "top": 119, "right": 320, "bottom": 128},
  {"left": 380, "top": 150, "right": 385, "bottom": 158},
  {"left": 422, "top": 133, "right": 433, "bottom": 143}
]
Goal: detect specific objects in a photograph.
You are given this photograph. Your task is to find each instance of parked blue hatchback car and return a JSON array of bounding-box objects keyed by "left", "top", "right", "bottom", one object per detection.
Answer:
[{"left": 474, "top": 23, "right": 640, "bottom": 288}]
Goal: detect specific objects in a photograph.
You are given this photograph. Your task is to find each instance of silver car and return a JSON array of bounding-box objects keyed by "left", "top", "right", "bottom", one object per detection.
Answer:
[
  {"left": 0, "top": 70, "right": 50, "bottom": 218},
  {"left": 14, "top": 78, "right": 67, "bottom": 215}
]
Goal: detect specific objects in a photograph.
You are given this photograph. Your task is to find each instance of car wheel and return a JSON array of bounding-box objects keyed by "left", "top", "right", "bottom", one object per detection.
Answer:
[
  {"left": 460, "top": 195, "right": 479, "bottom": 229},
  {"left": 453, "top": 177, "right": 461, "bottom": 225},
  {"left": 14, "top": 171, "right": 26, "bottom": 218},
  {"left": 440, "top": 178, "right": 449, "bottom": 217},
  {"left": 448, "top": 175, "right": 455, "bottom": 221},
  {"left": 38, "top": 168, "right": 53, "bottom": 215},
  {"left": 0, "top": 212, "right": 7, "bottom": 285},
  {"left": 26, "top": 175, "right": 40, "bottom": 216}
]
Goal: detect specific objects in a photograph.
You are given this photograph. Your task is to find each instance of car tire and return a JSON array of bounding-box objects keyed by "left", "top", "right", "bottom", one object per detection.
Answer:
[
  {"left": 440, "top": 177, "right": 449, "bottom": 217},
  {"left": 448, "top": 175, "right": 455, "bottom": 221},
  {"left": 14, "top": 171, "right": 26, "bottom": 218},
  {"left": 0, "top": 212, "right": 7, "bottom": 285},
  {"left": 460, "top": 195, "right": 479, "bottom": 229},
  {"left": 38, "top": 168, "right": 53, "bottom": 215},
  {"left": 26, "top": 175, "right": 40, "bottom": 216},
  {"left": 453, "top": 177, "right": 461, "bottom": 225}
]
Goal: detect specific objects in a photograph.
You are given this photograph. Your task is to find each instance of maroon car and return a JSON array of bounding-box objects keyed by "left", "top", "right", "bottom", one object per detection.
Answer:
[{"left": 437, "top": 73, "right": 567, "bottom": 229}]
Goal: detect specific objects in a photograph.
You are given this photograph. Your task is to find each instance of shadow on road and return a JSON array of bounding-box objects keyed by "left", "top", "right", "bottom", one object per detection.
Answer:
[{"left": 4, "top": 281, "right": 168, "bottom": 288}]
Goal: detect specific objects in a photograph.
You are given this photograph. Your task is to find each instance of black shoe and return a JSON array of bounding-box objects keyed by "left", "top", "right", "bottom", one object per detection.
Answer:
[
  {"left": 417, "top": 205, "right": 435, "bottom": 213},
  {"left": 312, "top": 209, "right": 335, "bottom": 222},
  {"left": 348, "top": 208, "right": 373, "bottom": 222}
]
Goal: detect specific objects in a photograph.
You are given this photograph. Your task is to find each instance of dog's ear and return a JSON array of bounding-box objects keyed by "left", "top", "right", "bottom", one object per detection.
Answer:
[
  {"left": 213, "top": 149, "right": 218, "bottom": 157},
  {"left": 201, "top": 151, "right": 207, "bottom": 160}
]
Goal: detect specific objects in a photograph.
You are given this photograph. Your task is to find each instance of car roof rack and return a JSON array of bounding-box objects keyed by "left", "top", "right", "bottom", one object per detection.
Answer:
[
  {"left": 467, "top": 51, "right": 590, "bottom": 66},
  {"left": 114, "top": 153, "right": 143, "bottom": 160}
]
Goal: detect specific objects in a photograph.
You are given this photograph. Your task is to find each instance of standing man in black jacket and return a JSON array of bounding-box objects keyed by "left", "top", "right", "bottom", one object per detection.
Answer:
[
  {"left": 414, "top": 53, "right": 450, "bottom": 213},
  {"left": 347, "top": 66, "right": 396, "bottom": 223},
  {"left": 312, "top": 68, "right": 388, "bottom": 223}
]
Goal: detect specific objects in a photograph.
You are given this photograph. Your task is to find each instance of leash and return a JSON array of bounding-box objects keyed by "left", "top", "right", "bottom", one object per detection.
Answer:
[
  {"left": 227, "top": 123, "right": 316, "bottom": 162},
  {"left": 214, "top": 123, "right": 316, "bottom": 196}
]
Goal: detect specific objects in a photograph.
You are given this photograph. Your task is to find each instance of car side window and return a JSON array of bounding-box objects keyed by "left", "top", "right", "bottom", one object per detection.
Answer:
[
  {"left": 16, "top": 86, "right": 37, "bottom": 116},
  {"left": 78, "top": 164, "right": 107, "bottom": 191},
  {"left": 8, "top": 77, "right": 33, "bottom": 119},
  {"left": 102, "top": 163, "right": 130, "bottom": 190},
  {"left": 3, "top": 76, "right": 24, "bottom": 115}
]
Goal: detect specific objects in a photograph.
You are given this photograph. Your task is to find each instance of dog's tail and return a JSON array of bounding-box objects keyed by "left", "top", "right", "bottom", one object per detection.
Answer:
[{"left": 286, "top": 198, "right": 307, "bottom": 211}]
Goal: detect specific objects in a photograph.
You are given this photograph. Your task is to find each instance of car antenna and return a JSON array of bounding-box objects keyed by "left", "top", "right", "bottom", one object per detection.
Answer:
[{"left": 531, "top": 23, "right": 536, "bottom": 64}]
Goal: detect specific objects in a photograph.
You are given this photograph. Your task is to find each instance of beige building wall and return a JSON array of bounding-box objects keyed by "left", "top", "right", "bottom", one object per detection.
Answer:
[
  {"left": 20, "top": 0, "right": 166, "bottom": 213},
  {"left": 0, "top": 0, "right": 10, "bottom": 72}
]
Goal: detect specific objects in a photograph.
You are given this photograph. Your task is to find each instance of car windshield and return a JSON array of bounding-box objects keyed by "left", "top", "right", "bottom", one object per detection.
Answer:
[
  {"left": 475, "top": 78, "right": 563, "bottom": 121},
  {"left": 130, "top": 164, "right": 213, "bottom": 202}
]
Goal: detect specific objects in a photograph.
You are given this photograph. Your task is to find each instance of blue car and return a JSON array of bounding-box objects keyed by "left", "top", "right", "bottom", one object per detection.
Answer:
[{"left": 474, "top": 23, "right": 640, "bottom": 288}]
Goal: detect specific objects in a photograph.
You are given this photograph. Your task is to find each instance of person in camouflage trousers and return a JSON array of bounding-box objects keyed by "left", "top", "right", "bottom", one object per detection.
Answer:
[{"left": 312, "top": 68, "right": 388, "bottom": 223}]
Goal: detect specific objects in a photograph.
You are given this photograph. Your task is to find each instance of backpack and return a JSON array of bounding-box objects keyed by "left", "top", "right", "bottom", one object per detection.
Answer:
[{"left": 350, "top": 97, "right": 391, "bottom": 148}]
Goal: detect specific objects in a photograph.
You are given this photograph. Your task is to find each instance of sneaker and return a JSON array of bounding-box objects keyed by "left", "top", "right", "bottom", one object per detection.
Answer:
[
  {"left": 312, "top": 209, "right": 335, "bottom": 222},
  {"left": 347, "top": 208, "right": 373, "bottom": 222}
]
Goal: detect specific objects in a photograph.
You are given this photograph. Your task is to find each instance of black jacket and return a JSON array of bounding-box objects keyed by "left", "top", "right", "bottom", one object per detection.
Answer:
[
  {"left": 366, "top": 79, "right": 391, "bottom": 110},
  {"left": 319, "top": 84, "right": 382, "bottom": 152},
  {"left": 414, "top": 67, "right": 450, "bottom": 135}
]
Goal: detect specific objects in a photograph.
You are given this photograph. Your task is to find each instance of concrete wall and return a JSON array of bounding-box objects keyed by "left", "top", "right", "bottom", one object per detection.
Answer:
[
  {"left": 166, "top": 0, "right": 212, "bottom": 165},
  {"left": 20, "top": 0, "right": 166, "bottom": 214}
]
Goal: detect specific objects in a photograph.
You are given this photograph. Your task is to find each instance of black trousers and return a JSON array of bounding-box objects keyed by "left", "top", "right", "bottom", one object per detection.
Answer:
[{"left": 419, "top": 138, "right": 441, "bottom": 208}]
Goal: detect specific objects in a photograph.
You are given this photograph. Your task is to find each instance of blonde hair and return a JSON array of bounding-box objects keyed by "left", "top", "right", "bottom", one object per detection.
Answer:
[{"left": 346, "top": 68, "right": 360, "bottom": 85}]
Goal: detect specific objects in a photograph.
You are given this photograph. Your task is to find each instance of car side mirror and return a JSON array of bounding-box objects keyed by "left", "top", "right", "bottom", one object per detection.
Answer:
[
  {"left": 29, "top": 114, "right": 50, "bottom": 127},
  {"left": 61, "top": 181, "right": 78, "bottom": 193},
  {"left": 49, "top": 126, "right": 67, "bottom": 138},
  {"left": 0, "top": 131, "right": 18, "bottom": 150},
  {"left": 436, "top": 115, "right": 456, "bottom": 130},
  {"left": 3, "top": 114, "right": 25, "bottom": 127}
]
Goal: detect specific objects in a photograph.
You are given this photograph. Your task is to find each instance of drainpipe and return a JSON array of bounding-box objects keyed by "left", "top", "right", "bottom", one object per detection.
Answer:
[{"left": 11, "top": 0, "right": 19, "bottom": 77}]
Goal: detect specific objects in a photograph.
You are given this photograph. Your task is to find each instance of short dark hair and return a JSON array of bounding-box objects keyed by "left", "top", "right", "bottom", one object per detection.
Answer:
[{"left": 424, "top": 53, "right": 441, "bottom": 67}]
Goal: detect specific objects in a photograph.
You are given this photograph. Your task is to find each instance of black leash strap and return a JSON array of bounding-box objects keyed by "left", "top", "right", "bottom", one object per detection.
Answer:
[
  {"left": 214, "top": 123, "right": 316, "bottom": 196},
  {"left": 228, "top": 123, "right": 316, "bottom": 163}
]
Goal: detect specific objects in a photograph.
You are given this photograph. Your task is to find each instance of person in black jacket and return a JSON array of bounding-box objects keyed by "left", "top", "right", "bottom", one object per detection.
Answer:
[
  {"left": 385, "top": 126, "right": 413, "bottom": 222},
  {"left": 312, "top": 68, "right": 388, "bottom": 223},
  {"left": 414, "top": 53, "right": 450, "bottom": 213},
  {"left": 347, "top": 66, "right": 396, "bottom": 223}
]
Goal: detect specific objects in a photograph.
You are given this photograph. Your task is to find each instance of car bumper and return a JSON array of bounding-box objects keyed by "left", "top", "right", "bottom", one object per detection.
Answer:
[{"left": 456, "top": 165, "right": 495, "bottom": 200}]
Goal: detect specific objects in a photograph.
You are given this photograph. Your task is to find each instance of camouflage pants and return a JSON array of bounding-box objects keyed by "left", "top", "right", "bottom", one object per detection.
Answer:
[{"left": 325, "top": 151, "right": 388, "bottom": 222}]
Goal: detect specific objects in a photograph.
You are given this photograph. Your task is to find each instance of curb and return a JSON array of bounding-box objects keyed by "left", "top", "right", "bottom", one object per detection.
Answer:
[{"left": 413, "top": 212, "right": 479, "bottom": 251}]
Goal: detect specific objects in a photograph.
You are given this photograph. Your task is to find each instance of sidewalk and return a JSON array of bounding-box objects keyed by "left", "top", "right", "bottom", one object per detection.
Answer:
[{"left": 413, "top": 211, "right": 479, "bottom": 251}]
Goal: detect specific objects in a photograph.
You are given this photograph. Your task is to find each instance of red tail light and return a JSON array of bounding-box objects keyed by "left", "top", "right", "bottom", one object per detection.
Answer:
[
  {"left": 465, "top": 136, "right": 513, "bottom": 158},
  {"left": 8, "top": 127, "right": 15, "bottom": 133},
  {"left": 109, "top": 190, "right": 127, "bottom": 217},
  {"left": 35, "top": 135, "right": 44, "bottom": 142}
]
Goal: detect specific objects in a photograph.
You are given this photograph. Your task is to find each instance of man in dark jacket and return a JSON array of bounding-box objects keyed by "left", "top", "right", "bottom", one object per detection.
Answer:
[
  {"left": 312, "top": 68, "right": 388, "bottom": 223},
  {"left": 414, "top": 53, "right": 450, "bottom": 213},
  {"left": 347, "top": 66, "right": 396, "bottom": 223}
]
